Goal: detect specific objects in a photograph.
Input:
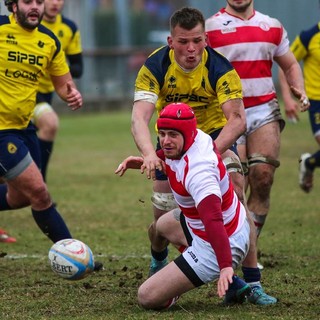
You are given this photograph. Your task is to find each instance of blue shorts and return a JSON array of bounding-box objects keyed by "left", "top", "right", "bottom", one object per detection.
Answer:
[
  {"left": 155, "top": 128, "right": 238, "bottom": 180},
  {"left": 308, "top": 100, "right": 320, "bottom": 136},
  {"left": 0, "top": 122, "right": 41, "bottom": 179}
]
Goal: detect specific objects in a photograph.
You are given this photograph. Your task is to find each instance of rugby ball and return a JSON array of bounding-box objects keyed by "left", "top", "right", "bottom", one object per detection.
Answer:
[{"left": 48, "top": 239, "right": 95, "bottom": 280}]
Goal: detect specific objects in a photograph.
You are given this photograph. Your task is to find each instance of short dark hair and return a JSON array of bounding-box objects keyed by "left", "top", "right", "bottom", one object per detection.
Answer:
[
  {"left": 4, "top": 0, "right": 17, "bottom": 12},
  {"left": 170, "top": 7, "right": 205, "bottom": 33}
]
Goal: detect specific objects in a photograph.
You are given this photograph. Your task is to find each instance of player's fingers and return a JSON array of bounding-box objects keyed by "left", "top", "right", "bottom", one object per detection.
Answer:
[
  {"left": 217, "top": 278, "right": 228, "bottom": 297},
  {"left": 115, "top": 163, "right": 124, "bottom": 176},
  {"left": 300, "top": 97, "right": 309, "bottom": 111}
]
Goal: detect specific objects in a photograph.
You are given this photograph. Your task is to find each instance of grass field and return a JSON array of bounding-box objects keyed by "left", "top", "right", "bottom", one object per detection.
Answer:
[{"left": 0, "top": 109, "right": 319, "bottom": 320}]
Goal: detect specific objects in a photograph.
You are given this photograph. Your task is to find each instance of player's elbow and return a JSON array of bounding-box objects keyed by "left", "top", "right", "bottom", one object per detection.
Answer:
[{"left": 70, "top": 64, "right": 83, "bottom": 78}]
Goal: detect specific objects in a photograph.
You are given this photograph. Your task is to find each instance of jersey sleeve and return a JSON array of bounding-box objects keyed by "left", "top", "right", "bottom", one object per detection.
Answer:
[
  {"left": 197, "top": 194, "right": 233, "bottom": 270},
  {"left": 65, "top": 30, "right": 82, "bottom": 55},
  {"left": 215, "top": 69, "right": 243, "bottom": 106},
  {"left": 290, "top": 35, "right": 308, "bottom": 61},
  {"left": 273, "top": 19, "right": 290, "bottom": 57},
  {"left": 47, "top": 49, "right": 69, "bottom": 77},
  {"left": 290, "top": 24, "right": 320, "bottom": 62},
  {"left": 135, "top": 64, "right": 161, "bottom": 95}
]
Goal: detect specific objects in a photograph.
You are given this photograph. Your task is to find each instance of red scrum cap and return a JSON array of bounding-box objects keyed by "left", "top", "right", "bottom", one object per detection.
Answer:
[{"left": 157, "top": 103, "right": 197, "bottom": 153}]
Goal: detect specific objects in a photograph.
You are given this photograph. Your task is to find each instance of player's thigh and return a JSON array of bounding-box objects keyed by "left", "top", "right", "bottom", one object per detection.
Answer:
[
  {"left": 5, "top": 160, "right": 48, "bottom": 208},
  {"left": 153, "top": 178, "right": 171, "bottom": 193},
  {"left": 8, "top": 161, "right": 47, "bottom": 198},
  {"left": 157, "top": 210, "right": 187, "bottom": 248},
  {"left": 237, "top": 144, "right": 247, "bottom": 162},
  {"left": 246, "top": 121, "right": 281, "bottom": 159}
]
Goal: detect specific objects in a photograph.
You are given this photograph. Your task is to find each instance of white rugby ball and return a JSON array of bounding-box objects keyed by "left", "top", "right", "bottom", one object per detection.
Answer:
[{"left": 48, "top": 239, "right": 95, "bottom": 280}]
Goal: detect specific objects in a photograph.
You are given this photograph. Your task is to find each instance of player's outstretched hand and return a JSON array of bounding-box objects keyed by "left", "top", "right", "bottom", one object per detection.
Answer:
[
  {"left": 140, "top": 154, "right": 166, "bottom": 180},
  {"left": 115, "top": 156, "right": 144, "bottom": 177}
]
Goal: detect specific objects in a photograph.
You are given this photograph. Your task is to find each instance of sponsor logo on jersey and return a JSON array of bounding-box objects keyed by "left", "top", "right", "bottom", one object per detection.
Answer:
[
  {"left": 259, "top": 22, "right": 270, "bottom": 31},
  {"left": 8, "top": 51, "right": 44, "bottom": 66},
  {"left": 6, "top": 34, "right": 17, "bottom": 45},
  {"left": 168, "top": 76, "right": 176, "bottom": 88},
  {"left": 223, "top": 20, "right": 232, "bottom": 26},
  {"left": 58, "top": 30, "right": 64, "bottom": 38},
  {"left": 221, "top": 27, "right": 237, "bottom": 34},
  {"left": 165, "top": 93, "right": 209, "bottom": 103},
  {"left": 5, "top": 69, "right": 41, "bottom": 82},
  {"left": 38, "top": 41, "right": 45, "bottom": 48},
  {"left": 149, "top": 79, "right": 155, "bottom": 91},
  {"left": 222, "top": 81, "right": 231, "bottom": 95},
  {"left": 7, "top": 143, "right": 17, "bottom": 154}
]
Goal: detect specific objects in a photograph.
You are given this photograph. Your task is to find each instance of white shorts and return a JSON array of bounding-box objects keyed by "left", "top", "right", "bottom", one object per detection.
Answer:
[
  {"left": 237, "top": 99, "right": 285, "bottom": 145},
  {"left": 175, "top": 216, "right": 250, "bottom": 286}
]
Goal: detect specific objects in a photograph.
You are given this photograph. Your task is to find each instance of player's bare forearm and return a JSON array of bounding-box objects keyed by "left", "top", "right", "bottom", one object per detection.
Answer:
[
  {"left": 276, "top": 53, "right": 309, "bottom": 111},
  {"left": 51, "top": 74, "right": 82, "bottom": 110},
  {"left": 131, "top": 101, "right": 157, "bottom": 158},
  {"left": 215, "top": 99, "right": 246, "bottom": 154},
  {"left": 115, "top": 156, "right": 144, "bottom": 176},
  {"left": 131, "top": 120, "right": 155, "bottom": 158},
  {"left": 131, "top": 104, "right": 163, "bottom": 180}
]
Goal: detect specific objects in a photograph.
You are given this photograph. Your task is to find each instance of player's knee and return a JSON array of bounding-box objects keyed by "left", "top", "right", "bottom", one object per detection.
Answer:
[
  {"left": 40, "top": 115, "right": 59, "bottom": 138},
  {"left": 155, "top": 211, "right": 173, "bottom": 237},
  {"left": 251, "top": 170, "right": 274, "bottom": 199},
  {"left": 137, "top": 285, "right": 157, "bottom": 309},
  {"left": 46, "top": 116, "right": 59, "bottom": 133},
  {"left": 6, "top": 194, "right": 30, "bottom": 209},
  {"left": 248, "top": 154, "right": 278, "bottom": 192},
  {"left": 29, "top": 184, "right": 51, "bottom": 207}
]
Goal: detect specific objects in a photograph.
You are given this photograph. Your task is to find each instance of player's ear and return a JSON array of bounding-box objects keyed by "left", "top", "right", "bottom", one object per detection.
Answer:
[
  {"left": 12, "top": 2, "right": 17, "bottom": 13},
  {"left": 167, "top": 36, "right": 173, "bottom": 49}
]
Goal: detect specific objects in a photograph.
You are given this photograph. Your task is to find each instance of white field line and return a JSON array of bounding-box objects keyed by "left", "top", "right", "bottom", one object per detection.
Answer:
[{"left": 2, "top": 253, "right": 151, "bottom": 260}]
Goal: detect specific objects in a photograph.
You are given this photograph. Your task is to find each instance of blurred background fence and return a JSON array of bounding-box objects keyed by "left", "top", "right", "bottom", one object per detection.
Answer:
[{"left": 1, "top": 0, "right": 319, "bottom": 111}]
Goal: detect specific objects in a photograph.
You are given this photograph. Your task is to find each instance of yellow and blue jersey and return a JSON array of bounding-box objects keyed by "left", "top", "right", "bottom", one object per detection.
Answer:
[
  {"left": 135, "top": 46, "right": 243, "bottom": 134},
  {"left": 290, "top": 22, "right": 320, "bottom": 100},
  {"left": 38, "top": 14, "right": 82, "bottom": 94},
  {"left": 0, "top": 14, "right": 69, "bottom": 130}
]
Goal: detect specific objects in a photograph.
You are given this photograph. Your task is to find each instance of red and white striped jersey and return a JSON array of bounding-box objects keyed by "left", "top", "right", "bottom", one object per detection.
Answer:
[
  {"left": 206, "top": 9, "right": 289, "bottom": 108},
  {"left": 165, "top": 129, "right": 246, "bottom": 240}
]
